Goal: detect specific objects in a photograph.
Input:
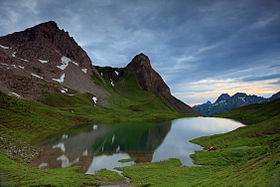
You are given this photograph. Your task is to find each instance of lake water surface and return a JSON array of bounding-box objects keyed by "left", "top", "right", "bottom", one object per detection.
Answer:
[{"left": 30, "top": 117, "right": 244, "bottom": 174}]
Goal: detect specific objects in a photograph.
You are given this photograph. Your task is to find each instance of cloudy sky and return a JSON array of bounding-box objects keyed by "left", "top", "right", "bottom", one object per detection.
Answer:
[{"left": 1, "top": 0, "right": 280, "bottom": 105}]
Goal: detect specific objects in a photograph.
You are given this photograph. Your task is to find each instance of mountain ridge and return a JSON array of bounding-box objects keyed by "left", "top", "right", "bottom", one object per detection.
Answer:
[
  {"left": 0, "top": 21, "right": 199, "bottom": 115},
  {"left": 193, "top": 91, "right": 280, "bottom": 116}
]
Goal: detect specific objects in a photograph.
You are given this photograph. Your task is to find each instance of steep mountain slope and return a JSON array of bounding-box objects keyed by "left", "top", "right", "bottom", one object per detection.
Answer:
[
  {"left": 125, "top": 54, "right": 199, "bottom": 114},
  {"left": 93, "top": 54, "right": 200, "bottom": 115},
  {"left": 0, "top": 21, "right": 109, "bottom": 104},
  {"left": 0, "top": 21, "right": 199, "bottom": 115},
  {"left": 193, "top": 91, "right": 280, "bottom": 116}
]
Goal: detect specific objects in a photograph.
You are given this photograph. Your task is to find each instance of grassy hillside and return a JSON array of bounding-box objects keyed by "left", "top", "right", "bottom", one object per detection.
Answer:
[
  {"left": 0, "top": 70, "right": 194, "bottom": 186},
  {"left": 118, "top": 99, "right": 280, "bottom": 186},
  {"left": 215, "top": 98, "right": 280, "bottom": 124},
  {"left": 94, "top": 67, "right": 177, "bottom": 113}
]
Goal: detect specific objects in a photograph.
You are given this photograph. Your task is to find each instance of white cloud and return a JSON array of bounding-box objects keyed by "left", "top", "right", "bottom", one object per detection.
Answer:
[
  {"left": 173, "top": 78, "right": 280, "bottom": 105},
  {"left": 250, "top": 14, "right": 279, "bottom": 29}
]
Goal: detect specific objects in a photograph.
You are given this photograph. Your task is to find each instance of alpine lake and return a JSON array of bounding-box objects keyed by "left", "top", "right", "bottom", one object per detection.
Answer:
[{"left": 30, "top": 117, "right": 244, "bottom": 174}]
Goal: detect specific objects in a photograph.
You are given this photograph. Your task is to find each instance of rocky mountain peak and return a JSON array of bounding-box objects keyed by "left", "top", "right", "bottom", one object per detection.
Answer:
[
  {"left": 123, "top": 54, "right": 201, "bottom": 115},
  {"left": 36, "top": 20, "right": 58, "bottom": 28},
  {"left": 125, "top": 53, "right": 170, "bottom": 95},
  {"left": 0, "top": 21, "right": 108, "bottom": 103},
  {"left": 270, "top": 91, "right": 280, "bottom": 100},
  {"left": 0, "top": 21, "right": 91, "bottom": 69},
  {"left": 232, "top": 92, "right": 247, "bottom": 98},
  {"left": 126, "top": 53, "right": 151, "bottom": 70},
  {"left": 215, "top": 93, "right": 230, "bottom": 103},
  {"left": 28, "top": 21, "right": 59, "bottom": 34}
]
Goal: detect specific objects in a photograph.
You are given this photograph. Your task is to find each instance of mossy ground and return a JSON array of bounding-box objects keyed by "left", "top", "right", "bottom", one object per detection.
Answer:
[
  {"left": 0, "top": 150, "right": 123, "bottom": 186},
  {"left": 118, "top": 99, "right": 280, "bottom": 186}
]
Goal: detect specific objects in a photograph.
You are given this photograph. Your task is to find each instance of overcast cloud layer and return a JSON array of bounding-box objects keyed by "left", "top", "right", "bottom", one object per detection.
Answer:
[{"left": 1, "top": 0, "right": 280, "bottom": 105}]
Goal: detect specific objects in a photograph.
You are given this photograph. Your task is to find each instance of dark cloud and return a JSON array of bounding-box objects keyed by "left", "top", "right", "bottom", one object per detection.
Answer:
[
  {"left": 243, "top": 74, "right": 280, "bottom": 82},
  {"left": 0, "top": 0, "right": 280, "bottom": 103}
]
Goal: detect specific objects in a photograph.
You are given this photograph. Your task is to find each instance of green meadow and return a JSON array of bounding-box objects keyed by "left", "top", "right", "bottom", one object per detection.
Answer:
[
  {"left": 0, "top": 74, "right": 279, "bottom": 186},
  {"left": 117, "top": 98, "right": 280, "bottom": 186}
]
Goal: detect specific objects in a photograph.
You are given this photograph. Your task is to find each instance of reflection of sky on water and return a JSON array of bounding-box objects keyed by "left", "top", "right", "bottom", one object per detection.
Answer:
[
  {"left": 176, "top": 117, "right": 244, "bottom": 134},
  {"left": 35, "top": 117, "right": 244, "bottom": 173},
  {"left": 86, "top": 153, "right": 135, "bottom": 174},
  {"left": 152, "top": 117, "right": 244, "bottom": 165}
]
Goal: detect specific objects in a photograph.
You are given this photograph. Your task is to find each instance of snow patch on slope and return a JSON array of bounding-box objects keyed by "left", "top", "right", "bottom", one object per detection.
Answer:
[
  {"left": 62, "top": 134, "right": 68, "bottom": 139},
  {"left": 82, "top": 149, "right": 88, "bottom": 156},
  {"left": 60, "top": 88, "right": 68, "bottom": 93},
  {"left": 110, "top": 79, "right": 114, "bottom": 87},
  {"left": 19, "top": 58, "right": 29, "bottom": 62},
  {"left": 92, "top": 96, "right": 97, "bottom": 104},
  {"left": 52, "top": 142, "right": 66, "bottom": 152},
  {"left": 38, "top": 163, "right": 48, "bottom": 168},
  {"left": 38, "top": 59, "right": 48, "bottom": 63},
  {"left": 57, "top": 56, "right": 79, "bottom": 70},
  {"left": 0, "top": 44, "right": 9, "bottom": 49},
  {"left": 10, "top": 92, "right": 21, "bottom": 98},
  {"left": 12, "top": 52, "right": 16, "bottom": 57},
  {"left": 0, "top": 63, "right": 9, "bottom": 67},
  {"left": 31, "top": 73, "right": 43, "bottom": 79},
  {"left": 52, "top": 73, "right": 65, "bottom": 83},
  {"left": 238, "top": 97, "right": 245, "bottom": 102},
  {"left": 56, "top": 155, "right": 79, "bottom": 168},
  {"left": 82, "top": 68, "right": 87, "bottom": 73}
]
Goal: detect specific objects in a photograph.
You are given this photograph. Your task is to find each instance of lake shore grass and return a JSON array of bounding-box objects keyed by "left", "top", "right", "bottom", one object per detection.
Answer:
[
  {"left": 118, "top": 158, "right": 136, "bottom": 163},
  {"left": 0, "top": 91, "right": 194, "bottom": 186},
  {"left": 1, "top": 89, "right": 279, "bottom": 186},
  {"left": 117, "top": 98, "right": 280, "bottom": 186}
]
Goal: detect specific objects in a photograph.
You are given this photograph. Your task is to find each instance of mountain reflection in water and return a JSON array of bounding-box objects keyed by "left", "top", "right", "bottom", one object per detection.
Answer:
[
  {"left": 30, "top": 117, "right": 244, "bottom": 174},
  {"left": 30, "top": 121, "right": 172, "bottom": 173}
]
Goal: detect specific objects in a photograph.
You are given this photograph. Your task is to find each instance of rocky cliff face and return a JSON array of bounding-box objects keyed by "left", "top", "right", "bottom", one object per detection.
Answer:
[
  {"left": 125, "top": 54, "right": 171, "bottom": 97},
  {"left": 0, "top": 21, "right": 109, "bottom": 103},
  {"left": 124, "top": 53, "right": 201, "bottom": 115}
]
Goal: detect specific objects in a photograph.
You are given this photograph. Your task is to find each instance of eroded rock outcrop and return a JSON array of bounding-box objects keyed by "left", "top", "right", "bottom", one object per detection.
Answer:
[{"left": 125, "top": 53, "right": 201, "bottom": 115}]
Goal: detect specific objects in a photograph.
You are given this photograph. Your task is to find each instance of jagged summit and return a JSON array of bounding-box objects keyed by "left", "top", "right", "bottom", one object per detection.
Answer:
[
  {"left": 215, "top": 93, "right": 230, "bottom": 103},
  {"left": 232, "top": 92, "right": 247, "bottom": 97},
  {"left": 126, "top": 53, "right": 151, "bottom": 69},
  {"left": 194, "top": 91, "right": 280, "bottom": 116}
]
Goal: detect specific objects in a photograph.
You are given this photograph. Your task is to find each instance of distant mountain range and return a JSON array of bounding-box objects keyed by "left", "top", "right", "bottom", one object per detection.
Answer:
[{"left": 193, "top": 91, "right": 280, "bottom": 116}]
